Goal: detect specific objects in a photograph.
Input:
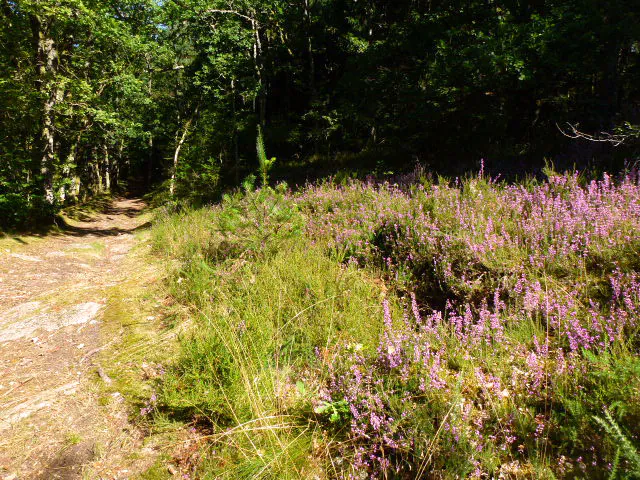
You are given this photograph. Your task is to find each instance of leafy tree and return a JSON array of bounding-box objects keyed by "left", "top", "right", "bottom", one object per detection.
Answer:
[{"left": 1, "top": 0, "right": 639, "bottom": 226}]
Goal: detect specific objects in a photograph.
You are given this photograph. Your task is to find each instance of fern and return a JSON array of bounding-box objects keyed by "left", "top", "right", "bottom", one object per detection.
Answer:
[
  {"left": 595, "top": 409, "right": 640, "bottom": 478},
  {"left": 610, "top": 447, "right": 621, "bottom": 480},
  {"left": 256, "top": 125, "right": 276, "bottom": 186}
]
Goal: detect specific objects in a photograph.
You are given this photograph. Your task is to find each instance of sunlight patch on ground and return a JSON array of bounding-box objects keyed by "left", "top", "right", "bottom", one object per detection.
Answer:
[{"left": 0, "top": 302, "right": 103, "bottom": 342}]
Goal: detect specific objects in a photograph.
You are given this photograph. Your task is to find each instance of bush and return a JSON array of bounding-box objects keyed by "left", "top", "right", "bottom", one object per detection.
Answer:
[{"left": 0, "top": 193, "right": 56, "bottom": 230}]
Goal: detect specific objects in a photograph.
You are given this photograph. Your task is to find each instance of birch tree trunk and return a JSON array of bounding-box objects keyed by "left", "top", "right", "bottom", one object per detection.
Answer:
[
  {"left": 232, "top": 78, "right": 240, "bottom": 183},
  {"left": 169, "top": 108, "right": 197, "bottom": 197},
  {"left": 115, "top": 139, "right": 124, "bottom": 188},
  {"left": 103, "top": 143, "right": 111, "bottom": 192},
  {"left": 251, "top": 17, "right": 266, "bottom": 127},
  {"left": 146, "top": 57, "right": 154, "bottom": 188}
]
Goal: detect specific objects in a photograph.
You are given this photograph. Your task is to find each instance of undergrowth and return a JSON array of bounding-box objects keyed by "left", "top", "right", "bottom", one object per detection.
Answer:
[{"left": 150, "top": 169, "right": 640, "bottom": 479}]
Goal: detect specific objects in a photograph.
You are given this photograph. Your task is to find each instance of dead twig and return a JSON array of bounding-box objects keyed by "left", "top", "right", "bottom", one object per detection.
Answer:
[
  {"left": 96, "top": 365, "right": 113, "bottom": 385},
  {"left": 0, "top": 377, "right": 34, "bottom": 398}
]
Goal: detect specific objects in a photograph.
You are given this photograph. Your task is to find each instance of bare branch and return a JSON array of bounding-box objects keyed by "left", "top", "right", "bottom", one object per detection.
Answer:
[
  {"left": 203, "top": 9, "right": 258, "bottom": 25},
  {"left": 152, "top": 64, "right": 185, "bottom": 74},
  {"left": 557, "top": 122, "right": 629, "bottom": 147}
]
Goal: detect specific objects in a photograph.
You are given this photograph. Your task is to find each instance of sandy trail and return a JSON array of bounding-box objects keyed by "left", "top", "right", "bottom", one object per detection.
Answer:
[{"left": 0, "top": 198, "right": 155, "bottom": 479}]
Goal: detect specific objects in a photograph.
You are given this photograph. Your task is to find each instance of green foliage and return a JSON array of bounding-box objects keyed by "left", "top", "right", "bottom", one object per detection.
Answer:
[
  {"left": 214, "top": 184, "right": 303, "bottom": 261},
  {"left": 595, "top": 410, "right": 640, "bottom": 478},
  {"left": 314, "top": 399, "right": 350, "bottom": 425},
  {"left": 175, "top": 156, "right": 222, "bottom": 204},
  {"left": 0, "top": 193, "right": 56, "bottom": 230},
  {"left": 0, "top": 0, "right": 162, "bottom": 225},
  {"left": 256, "top": 126, "right": 276, "bottom": 187},
  {"left": 151, "top": 196, "right": 394, "bottom": 477},
  {"left": 3, "top": 0, "right": 640, "bottom": 223}
]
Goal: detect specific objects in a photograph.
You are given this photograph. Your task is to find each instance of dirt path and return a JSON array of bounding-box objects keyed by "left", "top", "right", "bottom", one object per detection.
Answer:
[{"left": 0, "top": 198, "right": 158, "bottom": 479}]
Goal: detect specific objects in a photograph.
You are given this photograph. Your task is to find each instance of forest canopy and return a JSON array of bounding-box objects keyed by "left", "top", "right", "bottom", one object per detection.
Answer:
[{"left": 1, "top": 0, "right": 639, "bottom": 227}]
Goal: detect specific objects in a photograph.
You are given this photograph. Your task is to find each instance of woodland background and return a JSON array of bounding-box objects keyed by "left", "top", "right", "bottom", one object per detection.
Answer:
[{"left": 1, "top": 0, "right": 640, "bottom": 226}]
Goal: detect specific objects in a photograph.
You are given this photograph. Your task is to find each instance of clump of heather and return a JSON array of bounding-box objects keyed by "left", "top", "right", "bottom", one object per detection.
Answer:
[
  {"left": 298, "top": 171, "right": 640, "bottom": 304},
  {"left": 301, "top": 171, "right": 640, "bottom": 478},
  {"left": 155, "top": 171, "right": 640, "bottom": 478},
  {"left": 318, "top": 282, "right": 640, "bottom": 477}
]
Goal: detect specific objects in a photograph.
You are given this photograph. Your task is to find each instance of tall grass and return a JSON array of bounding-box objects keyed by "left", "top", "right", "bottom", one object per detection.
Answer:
[
  {"left": 152, "top": 187, "right": 398, "bottom": 478},
  {"left": 151, "top": 170, "right": 640, "bottom": 478}
]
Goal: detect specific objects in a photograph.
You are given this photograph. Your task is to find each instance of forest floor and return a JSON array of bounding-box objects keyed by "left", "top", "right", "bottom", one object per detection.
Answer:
[{"left": 0, "top": 198, "right": 171, "bottom": 479}]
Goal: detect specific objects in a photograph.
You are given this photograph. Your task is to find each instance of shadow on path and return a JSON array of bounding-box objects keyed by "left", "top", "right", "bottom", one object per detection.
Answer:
[
  {"left": 53, "top": 198, "right": 148, "bottom": 237},
  {"left": 0, "top": 197, "right": 149, "bottom": 246},
  {"left": 56, "top": 219, "right": 152, "bottom": 237}
]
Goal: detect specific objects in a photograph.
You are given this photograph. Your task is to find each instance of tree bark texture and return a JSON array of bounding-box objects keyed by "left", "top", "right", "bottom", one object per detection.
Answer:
[{"left": 31, "top": 15, "right": 59, "bottom": 205}]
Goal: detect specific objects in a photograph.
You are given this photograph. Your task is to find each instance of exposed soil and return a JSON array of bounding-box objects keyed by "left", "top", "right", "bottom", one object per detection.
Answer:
[{"left": 0, "top": 198, "right": 158, "bottom": 479}]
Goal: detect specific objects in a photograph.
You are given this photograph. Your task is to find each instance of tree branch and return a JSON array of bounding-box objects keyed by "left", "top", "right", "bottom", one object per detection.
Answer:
[
  {"left": 203, "top": 9, "right": 259, "bottom": 25},
  {"left": 557, "top": 122, "right": 630, "bottom": 147}
]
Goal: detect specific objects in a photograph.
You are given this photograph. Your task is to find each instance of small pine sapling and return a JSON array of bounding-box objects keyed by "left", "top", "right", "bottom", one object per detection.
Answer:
[{"left": 256, "top": 125, "right": 276, "bottom": 187}]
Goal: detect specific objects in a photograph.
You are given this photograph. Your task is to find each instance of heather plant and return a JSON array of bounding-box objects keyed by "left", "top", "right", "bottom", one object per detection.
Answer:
[
  {"left": 295, "top": 170, "right": 640, "bottom": 477},
  {"left": 315, "top": 284, "right": 640, "bottom": 477},
  {"left": 152, "top": 169, "right": 640, "bottom": 478},
  {"left": 298, "top": 171, "right": 640, "bottom": 306}
]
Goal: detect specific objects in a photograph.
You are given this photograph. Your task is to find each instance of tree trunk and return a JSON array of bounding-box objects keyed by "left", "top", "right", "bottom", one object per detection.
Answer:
[
  {"left": 31, "top": 15, "right": 59, "bottom": 205},
  {"left": 63, "top": 132, "right": 84, "bottom": 203},
  {"left": 303, "top": 0, "right": 319, "bottom": 154},
  {"left": 115, "top": 139, "right": 124, "bottom": 189},
  {"left": 169, "top": 108, "right": 197, "bottom": 197},
  {"left": 251, "top": 18, "right": 266, "bottom": 126},
  {"left": 103, "top": 143, "right": 111, "bottom": 192},
  {"left": 76, "top": 145, "right": 89, "bottom": 201},
  {"left": 90, "top": 145, "right": 102, "bottom": 194},
  {"left": 146, "top": 58, "right": 154, "bottom": 188},
  {"left": 169, "top": 130, "right": 186, "bottom": 197},
  {"left": 232, "top": 78, "right": 240, "bottom": 183},
  {"left": 147, "top": 135, "right": 154, "bottom": 187}
]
